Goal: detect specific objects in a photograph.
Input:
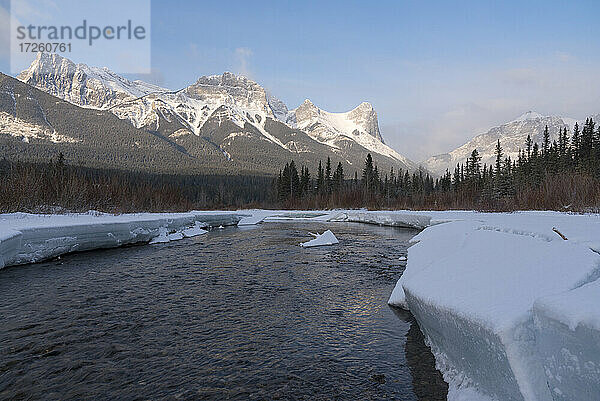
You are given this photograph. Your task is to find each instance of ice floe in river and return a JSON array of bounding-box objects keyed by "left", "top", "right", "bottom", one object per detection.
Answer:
[
  {"left": 0, "top": 211, "right": 241, "bottom": 268},
  {"left": 299, "top": 230, "right": 339, "bottom": 247}
]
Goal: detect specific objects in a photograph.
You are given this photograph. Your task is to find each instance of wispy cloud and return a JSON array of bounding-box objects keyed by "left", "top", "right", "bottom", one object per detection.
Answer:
[
  {"left": 188, "top": 43, "right": 200, "bottom": 58},
  {"left": 234, "top": 47, "right": 252, "bottom": 77}
]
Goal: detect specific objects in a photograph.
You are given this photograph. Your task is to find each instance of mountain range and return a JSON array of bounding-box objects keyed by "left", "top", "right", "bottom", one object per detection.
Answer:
[
  {"left": 422, "top": 111, "right": 600, "bottom": 177},
  {"left": 3, "top": 53, "right": 599, "bottom": 180},
  {"left": 1, "top": 52, "right": 415, "bottom": 176}
]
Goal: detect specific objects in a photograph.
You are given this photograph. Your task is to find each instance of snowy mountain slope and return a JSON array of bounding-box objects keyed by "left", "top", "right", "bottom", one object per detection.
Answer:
[
  {"left": 288, "top": 99, "right": 417, "bottom": 170},
  {"left": 16, "top": 53, "right": 416, "bottom": 174},
  {"left": 421, "top": 111, "right": 597, "bottom": 177},
  {"left": 2, "top": 71, "right": 410, "bottom": 175}
]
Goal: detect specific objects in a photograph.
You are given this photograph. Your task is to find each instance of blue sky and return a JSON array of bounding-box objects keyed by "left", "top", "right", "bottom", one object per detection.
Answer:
[{"left": 1, "top": 0, "right": 600, "bottom": 160}]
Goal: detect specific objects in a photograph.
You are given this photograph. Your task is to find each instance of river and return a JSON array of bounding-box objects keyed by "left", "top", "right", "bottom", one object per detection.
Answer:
[{"left": 0, "top": 222, "right": 447, "bottom": 400}]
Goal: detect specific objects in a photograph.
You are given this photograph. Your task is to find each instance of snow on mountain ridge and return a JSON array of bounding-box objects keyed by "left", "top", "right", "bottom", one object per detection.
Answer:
[
  {"left": 288, "top": 99, "right": 416, "bottom": 169},
  {"left": 17, "top": 53, "right": 166, "bottom": 108},
  {"left": 17, "top": 53, "right": 416, "bottom": 170},
  {"left": 422, "top": 111, "right": 588, "bottom": 177}
]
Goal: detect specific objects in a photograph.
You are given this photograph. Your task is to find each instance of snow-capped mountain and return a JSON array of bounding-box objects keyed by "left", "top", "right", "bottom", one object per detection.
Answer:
[
  {"left": 287, "top": 99, "right": 416, "bottom": 170},
  {"left": 6, "top": 53, "right": 416, "bottom": 175},
  {"left": 422, "top": 111, "right": 596, "bottom": 177},
  {"left": 17, "top": 53, "right": 287, "bottom": 137}
]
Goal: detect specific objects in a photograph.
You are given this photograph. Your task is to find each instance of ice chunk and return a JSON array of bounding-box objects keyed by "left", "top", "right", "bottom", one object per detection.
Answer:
[
  {"left": 149, "top": 227, "right": 170, "bottom": 244},
  {"left": 299, "top": 230, "right": 339, "bottom": 247},
  {"left": 182, "top": 222, "right": 208, "bottom": 238}
]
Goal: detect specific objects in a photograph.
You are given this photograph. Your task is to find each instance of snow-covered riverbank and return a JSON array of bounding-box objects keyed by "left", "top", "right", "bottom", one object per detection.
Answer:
[
  {"left": 377, "top": 210, "right": 600, "bottom": 401},
  {"left": 1, "top": 208, "right": 599, "bottom": 400},
  {"left": 0, "top": 211, "right": 242, "bottom": 268}
]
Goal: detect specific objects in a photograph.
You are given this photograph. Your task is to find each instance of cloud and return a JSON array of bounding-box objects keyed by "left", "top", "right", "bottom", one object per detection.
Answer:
[{"left": 234, "top": 47, "right": 252, "bottom": 77}]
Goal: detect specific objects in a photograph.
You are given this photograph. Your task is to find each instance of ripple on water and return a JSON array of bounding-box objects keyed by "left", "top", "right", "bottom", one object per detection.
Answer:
[{"left": 0, "top": 222, "right": 447, "bottom": 400}]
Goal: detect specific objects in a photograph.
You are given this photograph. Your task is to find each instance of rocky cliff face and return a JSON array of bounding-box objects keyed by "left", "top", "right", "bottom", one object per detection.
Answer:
[
  {"left": 186, "top": 72, "right": 281, "bottom": 117},
  {"left": 17, "top": 53, "right": 162, "bottom": 109}
]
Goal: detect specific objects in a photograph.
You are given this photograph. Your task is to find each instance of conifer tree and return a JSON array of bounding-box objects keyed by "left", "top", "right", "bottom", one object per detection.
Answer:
[
  {"left": 362, "top": 153, "right": 374, "bottom": 193},
  {"left": 325, "top": 157, "right": 332, "bottom": 193},
  {"left": 317, "top": 160, "right": 325, "bottom": 194}
]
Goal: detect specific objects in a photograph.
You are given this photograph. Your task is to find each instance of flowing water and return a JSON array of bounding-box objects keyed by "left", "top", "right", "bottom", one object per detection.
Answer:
[{"left": 0, "top": 222, "right": 447, "bottom": 400}]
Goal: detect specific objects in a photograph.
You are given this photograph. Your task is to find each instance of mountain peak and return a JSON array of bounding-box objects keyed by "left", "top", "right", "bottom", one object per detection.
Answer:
[
  {"left": 353, "top": 101, "right": 374, "bottom": 111},
  {"left": 514, "top": 111, "right": 544, "bottom": 122},
  {"left": 18, "top": 52, "right": 76, "bottom": 81},
  {"left": 287, "top": 99, "right": 407, "bottom": 162},
  {"left": 422, "top": 111, "right": 594, "bottom": 177},
  {"left": 193, "top": 71, "right": 258, "bottom": 90}
]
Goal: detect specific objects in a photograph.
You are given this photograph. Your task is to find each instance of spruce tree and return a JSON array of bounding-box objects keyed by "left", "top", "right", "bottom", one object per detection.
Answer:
[
  {"left": 317, "top": 161, "right": 325, "bottom": 194},
  {"left": 494, "top": 139, "right": 504, "bottom": 198},
  {"left": 325, "top": 157, "right": 332, "bottom": 193},
  {"left": 362, "top": 153, "right": 374, "bottom": 193}
]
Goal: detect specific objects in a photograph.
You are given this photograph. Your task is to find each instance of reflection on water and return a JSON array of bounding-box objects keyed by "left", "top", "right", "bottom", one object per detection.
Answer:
[
  {"left": 392, "top": 308, "right": 449, "bottom": 400},
  {"left": 0, "top": 222, "right": 447, "bottom": 400}
]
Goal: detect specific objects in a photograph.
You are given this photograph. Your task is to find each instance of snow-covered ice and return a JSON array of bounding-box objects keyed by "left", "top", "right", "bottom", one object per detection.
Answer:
[
  {"left": 384, "top": 211, "right": 600, "bottom": 401},
  {"left": 299, "top": 230, "right": 339, "bottom": 247},
  {"left": 332, "top": 210, "right": 431, "bottom": 229},
  {"left": 0, "top": 211, "right": 241, "bottom": 268}
]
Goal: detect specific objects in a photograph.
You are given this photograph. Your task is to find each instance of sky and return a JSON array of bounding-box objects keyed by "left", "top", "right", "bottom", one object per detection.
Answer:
[{"left": 1, "top": 0, "right": 600, "bottom": 161}]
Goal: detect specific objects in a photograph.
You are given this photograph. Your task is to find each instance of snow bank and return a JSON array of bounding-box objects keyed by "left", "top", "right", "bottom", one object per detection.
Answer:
[
  {"left": 533, "top": 280, "right": 600, "bottom": 400},
  {"left": 299, "top": 230, "right": 339, "bottom": 247},
  {"left": 390, "top": 214, "right": 600, "bottom": 401},
  {"left": 0, "top": 211, "right": 241, "bottom": 268}
]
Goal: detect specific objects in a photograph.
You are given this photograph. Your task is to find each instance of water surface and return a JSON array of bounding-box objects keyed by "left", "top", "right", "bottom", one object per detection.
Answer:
[{"left": 0, "top": 222, "right": 447, "bottom": 400}]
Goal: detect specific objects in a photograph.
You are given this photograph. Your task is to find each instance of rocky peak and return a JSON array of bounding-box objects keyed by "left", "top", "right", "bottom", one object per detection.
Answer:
[
  {"left": 293, "top": 99, "right": 320, "bottom": 121},
  {"left": 17, "top": 52, "right": 162, "bottom": 109},
  {"left": 186, "top": 72, "right": 280, "bottom": 117},
  {"left": 346, "top": 102, "right": 382, "bottom": 142}
]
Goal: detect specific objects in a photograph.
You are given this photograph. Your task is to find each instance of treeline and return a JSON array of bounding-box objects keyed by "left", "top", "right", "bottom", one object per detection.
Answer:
[
  {"left": 275, "top": 118, "right": 600, "bottom": 211},
  {"left": 0, "top": 155, "right": 274, "bottom": 213}
]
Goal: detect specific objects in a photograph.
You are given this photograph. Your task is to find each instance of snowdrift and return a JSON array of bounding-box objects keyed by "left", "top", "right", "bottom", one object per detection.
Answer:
[{"left": 0, "top": 211, "right": 241, "bottom": 268}]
